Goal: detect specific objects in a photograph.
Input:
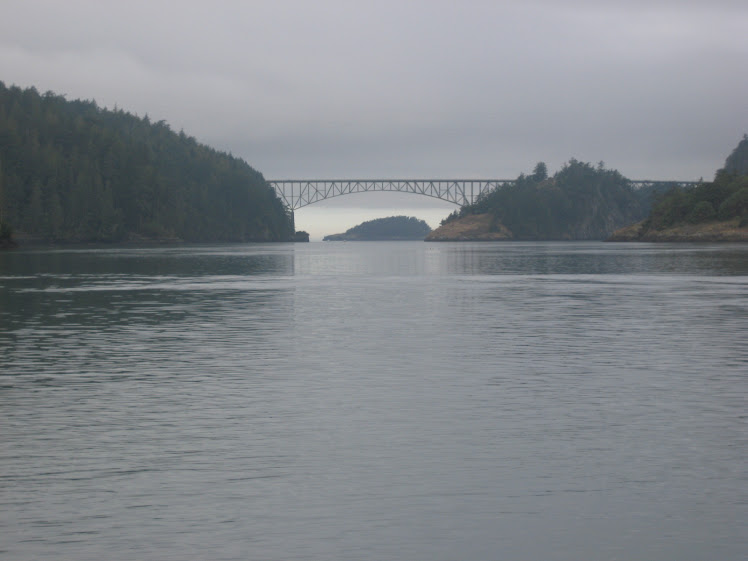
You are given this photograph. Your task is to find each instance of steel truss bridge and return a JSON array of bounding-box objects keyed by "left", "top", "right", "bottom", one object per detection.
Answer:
[{"left": 268, "top": 179, "right": 701, "bottom": 210}]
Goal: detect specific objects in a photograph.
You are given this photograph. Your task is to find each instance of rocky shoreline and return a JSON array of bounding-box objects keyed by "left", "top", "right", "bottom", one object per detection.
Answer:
[
  {"left": 608, "top": 218, "right": 748, "bottom": 242},
  {"left": 426, "top": 214, "right": 748, "bottom": 243},
  {"left": 425, "top": 214, "right": 511, "bottom": 241}
]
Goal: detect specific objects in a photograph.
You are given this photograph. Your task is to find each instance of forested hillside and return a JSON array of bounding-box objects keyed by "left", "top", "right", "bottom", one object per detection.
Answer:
[
  {"left": 442, "top": 160, "right": 648, "bottom": 240},
  {"left": 644, "top": 136, "right": 748, "bottom": 229},
  {"left": 0, "top": 82, "right": 293, "bottom": 243},
  {"left": 610, "top": 135, "right": 748, "bottom": 241}
]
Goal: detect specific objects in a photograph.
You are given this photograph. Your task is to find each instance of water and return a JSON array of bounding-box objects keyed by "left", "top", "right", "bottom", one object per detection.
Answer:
[{"left": 1, "top": 241, "right": 747, "bottom": 561}]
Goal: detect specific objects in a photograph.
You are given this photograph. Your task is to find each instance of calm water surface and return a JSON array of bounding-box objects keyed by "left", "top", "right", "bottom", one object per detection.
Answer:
[{"left": 1, "top": 241, "right": 747, "bottom": 560}]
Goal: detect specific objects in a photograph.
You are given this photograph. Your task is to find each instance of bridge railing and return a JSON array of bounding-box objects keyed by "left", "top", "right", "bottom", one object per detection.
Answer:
[{"left": 268, "top": 179, "right": 702, "bottom": 210}]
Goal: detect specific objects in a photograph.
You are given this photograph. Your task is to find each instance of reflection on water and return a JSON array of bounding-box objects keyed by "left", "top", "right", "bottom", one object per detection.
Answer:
[
  {"left": 438, "top": 241, "right": 748, "bottom": 276},
  {"left": 1, "top": 242, "right": 747, "bottom": 561}
]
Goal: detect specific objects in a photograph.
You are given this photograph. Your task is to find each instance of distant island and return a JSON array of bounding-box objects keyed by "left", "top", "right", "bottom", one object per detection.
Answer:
[
  {"left": 609, "top": 135, "right": 748, "bottom": 242},
  {"left": 0, "top": 81, "right": 294, "bottom": 244},
  {"left": 324, "top": 216, "right": 432, "bottom": 241},
  {"left": 427, "top": 160, "right": 662, "bottom": 241}
]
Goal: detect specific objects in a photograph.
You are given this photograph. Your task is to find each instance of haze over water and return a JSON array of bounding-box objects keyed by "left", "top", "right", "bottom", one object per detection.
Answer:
[{"left": 1, "top": 241, "right": 747, "bottom": 561}]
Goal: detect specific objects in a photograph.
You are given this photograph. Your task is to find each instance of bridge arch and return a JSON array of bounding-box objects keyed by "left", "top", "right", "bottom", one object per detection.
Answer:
[
  {"left": 268, "top": 179, "right": 515, "bottom": 210},
  {"left": 268, "top": 179, "right": 701, "bottom": 210}
]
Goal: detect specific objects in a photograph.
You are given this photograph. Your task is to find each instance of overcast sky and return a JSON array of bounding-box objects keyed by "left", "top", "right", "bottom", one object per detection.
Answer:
[{"left": 2, "top": 1, "right": 747, "bottom": 239}]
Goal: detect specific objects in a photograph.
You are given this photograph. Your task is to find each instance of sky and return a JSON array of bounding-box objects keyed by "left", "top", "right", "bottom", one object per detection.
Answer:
[{"left": 2, "top": 1, "right": 747, "bottom": 240}]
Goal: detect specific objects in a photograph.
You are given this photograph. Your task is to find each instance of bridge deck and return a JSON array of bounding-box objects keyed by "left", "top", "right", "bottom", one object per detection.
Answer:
[{"left": 268, "top": 179, "right": 700, "bottom": 210}]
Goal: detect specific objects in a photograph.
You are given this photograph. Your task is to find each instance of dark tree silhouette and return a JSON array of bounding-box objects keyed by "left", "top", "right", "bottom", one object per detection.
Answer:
[{"left": 0, "top": 81, "right": 294, "bottom": 243}]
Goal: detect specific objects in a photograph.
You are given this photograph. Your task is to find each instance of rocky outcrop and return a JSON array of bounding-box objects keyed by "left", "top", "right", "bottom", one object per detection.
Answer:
[
  {"left": 429, "top": 214, "right": 748, "bottom": 243},
  {"left": 608, "top": 218, "right": 748, "bottom": 242},
  {"left": 425, "top": 214, "right": 512, "bottom": 241}
]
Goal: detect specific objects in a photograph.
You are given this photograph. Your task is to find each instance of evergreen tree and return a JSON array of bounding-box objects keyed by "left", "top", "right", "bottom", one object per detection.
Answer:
[
  {"left": 0, "top": 81, "right": 294, "bottom": 243},
  {"left": 464, "top": 160, "right": 643, "bottom": 240},
  {"left": 644, "top": 136, "right": 748, "bottom": 230}
]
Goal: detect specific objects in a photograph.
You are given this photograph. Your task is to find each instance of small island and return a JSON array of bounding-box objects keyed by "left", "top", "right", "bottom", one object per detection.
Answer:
[{"left": 323, "top": 216, "right": 432, "bottom": 241}]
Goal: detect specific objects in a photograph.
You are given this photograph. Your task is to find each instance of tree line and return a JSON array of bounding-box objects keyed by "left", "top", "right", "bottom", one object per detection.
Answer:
[
  {"left": 643, "top": 135, "right": 748, "bottom": 230},
  {"left": 0, "top": 82, "right": 294, "bottom": 243}
]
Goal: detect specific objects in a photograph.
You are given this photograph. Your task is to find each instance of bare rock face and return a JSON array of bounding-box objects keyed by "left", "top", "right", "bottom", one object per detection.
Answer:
[
  {"left": 607, "top": 222, "right": 645, "bottom": 241},
  {"left": 425, "top": 214, "right": 512, "bottom": 241}
]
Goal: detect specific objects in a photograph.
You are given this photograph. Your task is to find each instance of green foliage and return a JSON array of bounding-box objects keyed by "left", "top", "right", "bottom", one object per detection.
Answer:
[
  {"left": 634, "top": 181, "right": 682, "bottom": 211},
  {"left": 0, "top": 81, "right": 293, "bottom": 242},
  {"left": 468, "top": 159, "right": 642, "bottom": 240},
  {"left": 323, "top": 216, "right": 431, "bottom": 241},
  {"left": 646, "top": 188, "right": 691, "bottom": 229},
  {"left": 646, "top": 138, "right": 748, "bottom": 230},
  {"left": 721, "top": 134, "right": 748, "bottom": 177},
  {"left": 718, "top": 185, "right": 748, "bottom": 220},
  {"left": 687, "top": 201, "right": 716, "bottom": 223},
  {"left": 532, "top": 161, "right": 548, "bottom": 181},
  {"left": 440, "top": 210, "right": 460, "bottom": 226}
]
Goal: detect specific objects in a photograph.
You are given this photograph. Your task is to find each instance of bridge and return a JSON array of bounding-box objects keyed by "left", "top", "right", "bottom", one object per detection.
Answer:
[{"left": 268, "top": 179, "right": 701, "bottom": 210}]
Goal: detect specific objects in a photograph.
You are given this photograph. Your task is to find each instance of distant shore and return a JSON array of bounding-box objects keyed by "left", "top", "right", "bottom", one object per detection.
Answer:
[
  {"left": 425, "top": 214, "right": 748, "bottom": 243},
  {"left": 608, "top": 218, "right": 748, "bottom": 242}
]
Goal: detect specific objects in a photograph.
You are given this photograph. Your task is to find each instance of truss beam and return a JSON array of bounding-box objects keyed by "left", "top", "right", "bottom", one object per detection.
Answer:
[{"left": 268, "top": 179, "right": 701, "bottom": 210}]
